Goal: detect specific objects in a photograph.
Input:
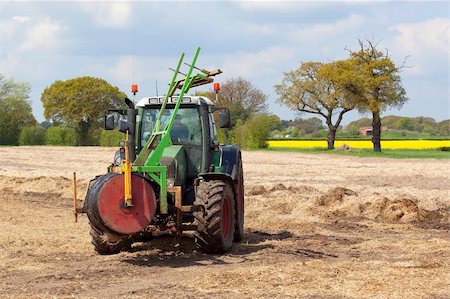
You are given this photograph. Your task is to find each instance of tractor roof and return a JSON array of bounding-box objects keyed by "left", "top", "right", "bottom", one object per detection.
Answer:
[{"left": 135, "top": 96, "right": 214, "bottom": 108}]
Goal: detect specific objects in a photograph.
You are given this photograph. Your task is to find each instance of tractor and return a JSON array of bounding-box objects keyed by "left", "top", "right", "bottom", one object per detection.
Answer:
[{"left": 78, "top": 48, "right": 244, "bottom": 254}]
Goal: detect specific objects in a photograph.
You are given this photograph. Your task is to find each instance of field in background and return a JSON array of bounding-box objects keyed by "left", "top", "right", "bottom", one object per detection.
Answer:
[
  {"left": 267, "top": 147, "right": 450, "bottom": 159},
  {"left": 268, "top": 139, "right": 450, "bottom": 150},
  {"left": 0, "top": 147, "right": 449, "bottom": 298}
]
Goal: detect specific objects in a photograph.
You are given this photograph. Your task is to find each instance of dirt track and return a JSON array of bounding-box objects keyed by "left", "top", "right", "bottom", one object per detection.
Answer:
[{"left": 0, "top": 146, "right": 449, "bottom": 298}]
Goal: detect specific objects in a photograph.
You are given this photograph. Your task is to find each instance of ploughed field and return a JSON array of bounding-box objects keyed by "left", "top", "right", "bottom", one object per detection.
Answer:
[{"left": 0, "top": 146, "right": 448, "bottom": 298}]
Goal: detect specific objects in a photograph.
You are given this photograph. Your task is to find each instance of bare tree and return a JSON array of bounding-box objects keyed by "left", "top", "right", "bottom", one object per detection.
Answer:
[{"left": 197, "top": 77, "right": 268, "bottom": 126}]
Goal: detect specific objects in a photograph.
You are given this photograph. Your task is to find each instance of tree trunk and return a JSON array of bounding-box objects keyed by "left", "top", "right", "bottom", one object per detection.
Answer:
[
  {"left": 372, "top": 112, "right": 382, "bottom": 152},
  {"left": 327, "top": 126, "right": 337, "bottom": 150},
  {"left": 78, "top": 120, "right": 91, "bottom": 146}
]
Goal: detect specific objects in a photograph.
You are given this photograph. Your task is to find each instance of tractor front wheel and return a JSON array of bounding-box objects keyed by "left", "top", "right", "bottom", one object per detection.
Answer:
[
  {"left": 193, "top": 179, "right": 235, "bottom": 253},
  {"left": 89, "top": 226, "right": 131, "bottom": 255}
]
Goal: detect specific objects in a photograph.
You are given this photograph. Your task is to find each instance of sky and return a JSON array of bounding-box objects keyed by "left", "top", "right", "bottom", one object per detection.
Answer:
[{"left": 0, "top": 0, "right": 449, "bottom": 125}]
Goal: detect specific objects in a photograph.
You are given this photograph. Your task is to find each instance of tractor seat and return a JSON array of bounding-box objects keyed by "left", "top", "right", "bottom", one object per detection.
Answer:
[{"left": 171, "top": 118, "right": 189, "bottom": 141}]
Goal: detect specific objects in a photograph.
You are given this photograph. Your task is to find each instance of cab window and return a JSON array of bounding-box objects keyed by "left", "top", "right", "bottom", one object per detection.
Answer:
[{"left": 141, "top": 107, "right": 202, "bottom": 147}]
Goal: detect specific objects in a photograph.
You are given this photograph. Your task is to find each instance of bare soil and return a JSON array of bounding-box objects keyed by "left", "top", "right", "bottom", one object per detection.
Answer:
[{"left": 0, "top": 146, "right": 449, "bottom": 298}]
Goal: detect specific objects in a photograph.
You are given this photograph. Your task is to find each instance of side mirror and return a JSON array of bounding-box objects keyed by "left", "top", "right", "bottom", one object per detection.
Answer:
[
  {"left": 219, "top": 111, "right": 231, "bottom": 128},
  {"left": 105, "top": 114, "right": 115, "bottom": 130},
  {"left": 118, "top": 119, "right": 134, "bottom": 135}
]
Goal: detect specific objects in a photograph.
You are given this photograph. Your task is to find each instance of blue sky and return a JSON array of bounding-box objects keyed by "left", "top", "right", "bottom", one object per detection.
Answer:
[{"left": 0, "top": 1, "right": 448, "bottom": 125}]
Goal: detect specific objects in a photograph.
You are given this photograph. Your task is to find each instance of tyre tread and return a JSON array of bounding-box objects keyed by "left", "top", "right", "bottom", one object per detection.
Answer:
[{"left": 193, "top": 180, "right": 235, "bottom": 253}]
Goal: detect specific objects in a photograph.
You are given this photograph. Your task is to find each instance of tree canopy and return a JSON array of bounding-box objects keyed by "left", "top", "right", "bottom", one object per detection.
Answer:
[
  {"left": 41, "top": 76, "right": 126, "bottom": 145},
  {"left": 345, "top": 40, "right": 408, "bottom": 151},
  {"left": 285, "top": 117, "right": 325, "bottom": 135},
  {"left": 0, "top": 74, "right": 36, "bottom": 145},
  {"left": 197, "top": 77, "right": 268, "bottom": 127},
  {"left": 233, "top": 113, "right": 280, "bottom": 149},
  {"left": 274, "top": 61, "right": 355, "bottom": 149}
]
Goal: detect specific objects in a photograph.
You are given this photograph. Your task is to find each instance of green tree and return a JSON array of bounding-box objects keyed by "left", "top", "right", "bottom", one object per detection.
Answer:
[
  {"left": 45, "top": 126, "right": 78, "bottom": 145},
  {"left": 345, "top": 117, "right": 372, "bottom": 132},
  {"left": 275, "top": 61, "right": 355, "bottom": 149},
  {"left": 345, "top": 40, "right": 408, "bottom": 152},
  {"left": 197, "top": 77, "right": 268, "bottom": 127},
  {"left": 422, "top": 124, "right": 437, "bottom": 135},
  {"left": 231, "top": 114, "right": 280, "bottom": 149},
  {"left": 290, "top": 126, "right": 300, "bottom": 138},
  {"left": 99, "top": 130, "right": 124, "bottom": 147},
  {"left": 41, "top": 76, "right": 126, "bottom": 145},
  {"left": 291, "top": 117, "right": 325, "bottom": 135},
  {"left": 0, "top": 74, "right": 36, "bottom": 145},
  {"left": 231, "top": 119, "right": 249, "bottom": 148},
  {"left": 45, "top": 126, "right": 64, "bottom": 145},
  {"left": 19, "top": 126, "right": 46, "bottom": 145},
  {"left": 271, "top": 129, "right": 281, "bottom": 138},
  {"left": 437, "top": 120, "right": 450, "bottom": 136},
  {"left": 398, "top": 117, "right": 414, "bottom": 131},
  {"left": 381, "top": 115, "right": 403, "bottom": 129},
  {"left": 246, "top": 114, "right": 280, "bottom": 148}
]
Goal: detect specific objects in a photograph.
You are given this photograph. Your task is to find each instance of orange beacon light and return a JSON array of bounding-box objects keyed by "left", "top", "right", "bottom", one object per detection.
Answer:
[
  {"left": 131, "top": 84, "right": 138, "bottom": 95},
  {"left": 213, "top": 82, "right": 220, "bottom": 93}
]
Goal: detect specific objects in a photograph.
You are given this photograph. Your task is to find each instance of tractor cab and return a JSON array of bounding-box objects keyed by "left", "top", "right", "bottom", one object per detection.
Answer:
[{"left": 136, "top": 96, "right": 217, "bottom": 151}]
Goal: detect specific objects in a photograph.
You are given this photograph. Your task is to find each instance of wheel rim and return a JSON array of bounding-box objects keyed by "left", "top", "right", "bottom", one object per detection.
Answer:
[
  {"left": 222, "top": 196, "right": 231, "bottom": 240},
  {"left": 96, "top": 174, "right": 156, "bottom": 235}
]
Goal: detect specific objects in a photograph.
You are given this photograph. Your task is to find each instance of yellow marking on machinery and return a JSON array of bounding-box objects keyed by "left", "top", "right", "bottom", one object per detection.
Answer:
[{"left": 123, "top": 132, "right": 133, "bottom": 207}]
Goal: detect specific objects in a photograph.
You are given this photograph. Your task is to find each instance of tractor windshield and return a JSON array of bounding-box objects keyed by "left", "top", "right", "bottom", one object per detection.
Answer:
[{"left": 140, "top": 107, "right": 202, "bottom": 147}]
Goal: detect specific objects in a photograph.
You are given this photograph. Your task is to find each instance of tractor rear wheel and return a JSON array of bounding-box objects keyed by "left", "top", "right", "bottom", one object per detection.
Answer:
[
  {"left": 193, "top": 179, "right": 235, "bottom": 253},
  {"left": 90, "top": 226, "right": 131, "bottom": 255}
]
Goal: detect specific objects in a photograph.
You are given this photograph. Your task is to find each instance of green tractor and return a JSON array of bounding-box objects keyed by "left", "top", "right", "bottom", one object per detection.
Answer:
[{"left": 81, "top": 48, "right": 244, "bottom": 254}]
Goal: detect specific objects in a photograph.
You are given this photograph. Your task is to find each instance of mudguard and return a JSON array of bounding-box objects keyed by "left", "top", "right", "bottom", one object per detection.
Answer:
[
  {"left": 198, "top": 172, "right": 233, "bottom": 183},
  {"left": 219, "top": 145, "right": 241, "bottom": 181},
  {"left": 198, "top": 145, "right": 241, "bottom": 193}
]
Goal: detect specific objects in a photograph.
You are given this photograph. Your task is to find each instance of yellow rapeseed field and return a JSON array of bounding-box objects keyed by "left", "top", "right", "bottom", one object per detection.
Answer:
[{"left": 268, "top": 139, "right": 450, "bottom": 150}]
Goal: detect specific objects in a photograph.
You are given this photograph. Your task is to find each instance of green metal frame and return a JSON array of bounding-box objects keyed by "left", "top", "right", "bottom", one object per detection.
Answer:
[{"left": 129, "top": 47, "right": 215, "bottom": 214}]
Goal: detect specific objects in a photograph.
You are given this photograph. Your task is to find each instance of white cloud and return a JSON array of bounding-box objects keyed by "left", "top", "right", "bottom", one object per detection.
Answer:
[
  {"left": 390, "top": 18, "right": 449, "bottom": 75},
  {"left": 391, "top": 18, "right": 449, "bottom": 54},
  {"left": 221, "top": 46, "right": 295, "bottom": 79},
  {"left": 233, "top": 0, "right": 375, "bottom": 12},
  {"left": 293, "top": 14, "right": 364, "bottom": 40},
  {"left": 106, "top": 56, "right": 139, "bottom": 84},
  {"left": 80, "top": 2, "right": 132, "bottom": 28},
  {"left": 82, "top": 55, "right": 177, "bottom": 95},
  {"left": 0, "top": 15, "right": 31, "bottom": 41},
  {"left": 0, "top": 20, "right": 16, "bottom": 41},
  {"left": 234, "top": 0, "right": 324, "bottom": 12},
  {"left": 239, "top": 13, "right": 364, "bottom": 55},
  {"left": 12, "top": 16, "right": 31, "bottom": 23},
  {"left": 18, "top": 19, "right": 65, "bottom": 52},
  {"left": 0, "top": 53, "right": 19, "bottom": 76},
  {"left": 245, "top": 23, "right": 274, "bottom": 35}
]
